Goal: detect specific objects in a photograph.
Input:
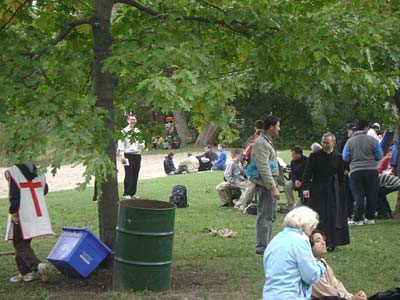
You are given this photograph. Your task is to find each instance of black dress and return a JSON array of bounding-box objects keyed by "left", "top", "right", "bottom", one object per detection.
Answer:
[{"left": 302, "top": 149, "right": 350, "bottom": 248}]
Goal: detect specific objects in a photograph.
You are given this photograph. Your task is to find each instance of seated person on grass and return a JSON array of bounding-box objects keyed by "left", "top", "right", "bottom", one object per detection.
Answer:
[
  {"left": 163, "top": 152, "right": 177, "bottom": 175},
  {"left": 176, "top": 152, "right": 199, "bottom": 174},
  {"left": 212, "top": 143, "right": 227, "bottom": 170},
  {"left": 198, "top": 152, "right": 213, "bottom": 171},
  {"left": 376, "top": 173, "right": 400, "bottom": 219},
  {"left": 215, "top": 148, "right": 251, "bottom": 207},
  {"left": 310, "top": 230, "right": 367, "bottom": 300}
]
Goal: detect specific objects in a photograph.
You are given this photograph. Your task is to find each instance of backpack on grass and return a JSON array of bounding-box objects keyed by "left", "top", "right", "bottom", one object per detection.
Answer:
[{"left": 169, "top": 185, "right": 188, "bottom": 208}]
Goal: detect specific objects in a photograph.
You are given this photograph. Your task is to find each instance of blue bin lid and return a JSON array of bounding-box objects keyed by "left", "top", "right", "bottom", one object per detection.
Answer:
[{"left": 62, "top": 227, "right": 112, "bottom": 254}]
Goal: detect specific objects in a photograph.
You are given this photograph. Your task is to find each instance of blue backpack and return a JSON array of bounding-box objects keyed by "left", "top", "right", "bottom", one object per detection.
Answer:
[{"left": 246, "top": 161, "right": 260, "bottom": 180}]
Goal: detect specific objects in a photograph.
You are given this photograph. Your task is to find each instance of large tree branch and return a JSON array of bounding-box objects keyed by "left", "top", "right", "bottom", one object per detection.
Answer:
[
  {"left": 113, "top": 0, "right": 257, "bottom": 35},
  {"left": 53, "top": 18, "right": 93, "bottom": 46},
  {"left": 0, "top": 0, "right": 30, "bottom": 32},
  {"left": 36, "top": 18, "right": 92, "bottom": 58}
]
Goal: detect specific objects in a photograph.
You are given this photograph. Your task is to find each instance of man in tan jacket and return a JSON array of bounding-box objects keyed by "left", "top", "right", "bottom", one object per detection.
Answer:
[
  {"left": 177, "top": 152, "right": 200, "bottom": 174},
  {"left": 251, "top": 115, "right": 281, "bottom": 256}
]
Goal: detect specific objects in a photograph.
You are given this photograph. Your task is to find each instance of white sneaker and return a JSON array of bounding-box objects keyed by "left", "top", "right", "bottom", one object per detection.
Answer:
[
  {"left": 9, "top": 273, "right": 24, "bottom": 283},
  {"left": 348, "top": 219, "right": 364, "bottom": 226},
  {"left": 132, "top": 194, "right": 139, "bottom": 199},
  {"left": 38, "top": 262, "right": 49, "bottom": 282},
  {"left": 122, "top": 195, "right": 131, "bottom": 200},
  {"left": 182, "top": 171, "right": 188, "bottom": 174},
  {"left": 23, "top": 271, "right": 40, "bottom": 282},
  {"left": 364, "top": 218, "right": 375, "bottom": 225}
]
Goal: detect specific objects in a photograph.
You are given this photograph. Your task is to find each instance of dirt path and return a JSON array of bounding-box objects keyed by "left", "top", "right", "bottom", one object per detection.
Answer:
[{"left": 0, "top": 152, "right": 193, "bottom": 198}]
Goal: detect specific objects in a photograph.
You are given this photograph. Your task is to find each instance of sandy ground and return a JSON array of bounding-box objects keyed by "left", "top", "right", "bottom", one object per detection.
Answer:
[{"left": 0, "top": 152, "right": 193, "bottom": 198}]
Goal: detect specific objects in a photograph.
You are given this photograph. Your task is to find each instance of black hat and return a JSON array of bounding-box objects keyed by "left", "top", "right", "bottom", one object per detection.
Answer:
[{"left": 346, "top": 123, "right": 356, "bottom": 130}]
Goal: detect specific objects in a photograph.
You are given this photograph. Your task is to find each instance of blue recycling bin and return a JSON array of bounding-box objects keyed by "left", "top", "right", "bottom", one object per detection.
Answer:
[{"left": 47, "top": 227, "right": 112, "bottom": 278}]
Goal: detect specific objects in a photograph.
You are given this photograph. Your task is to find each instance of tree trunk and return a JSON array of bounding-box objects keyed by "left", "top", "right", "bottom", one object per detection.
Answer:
[
  {"left": 195, "top": 123, "right": 220, "bottom": 146},
  {"left": 172, "top": 110, "right": 193, "bottom": 146},
  {"left": 394, "top": 88, "right": 400, "bottom": 216},
  {"left": 93, "top": 0, "right": 119, "bottom": 252}
]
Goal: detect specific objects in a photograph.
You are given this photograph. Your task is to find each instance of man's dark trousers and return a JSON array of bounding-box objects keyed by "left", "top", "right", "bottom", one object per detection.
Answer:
[
  {"left": 350, "top": 169, "right": 378, "bottom": 221},
  {"left": 124, "top": 153, "right": 141, "bottom": 197}
]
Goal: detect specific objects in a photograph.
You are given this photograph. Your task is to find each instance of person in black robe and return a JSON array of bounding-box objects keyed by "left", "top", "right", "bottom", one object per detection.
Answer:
[{"left": 302, "top": 132, "right": 350, "bottom": 251}]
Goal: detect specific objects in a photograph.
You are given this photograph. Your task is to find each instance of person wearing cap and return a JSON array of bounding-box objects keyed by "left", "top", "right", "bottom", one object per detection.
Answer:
[{"left": 367, "top": 122, "right": 381, "bottom": 141}]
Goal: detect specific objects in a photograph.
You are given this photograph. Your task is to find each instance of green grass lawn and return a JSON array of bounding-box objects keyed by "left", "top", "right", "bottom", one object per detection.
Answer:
[{"left": 1, "top": 152, "right": 400, "bottom": 300}]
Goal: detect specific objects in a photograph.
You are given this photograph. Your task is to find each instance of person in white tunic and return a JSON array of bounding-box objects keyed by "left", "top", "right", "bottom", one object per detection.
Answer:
[{"left": 4, "top": 162, "right": 54, "bottom": 283}]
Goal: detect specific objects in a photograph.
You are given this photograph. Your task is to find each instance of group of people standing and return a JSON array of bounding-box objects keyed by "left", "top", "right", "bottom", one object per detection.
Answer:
[
  {"left": 4, "top": 111, "right": 392, "bottom": 299},
  {"left": 252, "top": 116, "right": 394, "bottom": 300}
]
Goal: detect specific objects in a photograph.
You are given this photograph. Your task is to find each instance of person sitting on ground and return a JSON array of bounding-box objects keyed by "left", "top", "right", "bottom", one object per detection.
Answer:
[
  {"left": 378, "top": 148, "right": 394, "bottom": 175},
  {"left": 376, "top": 173, "right": 400, "bottom": 219},
  {"left": 263, "top": 206, "right": 326, "bottom": 300},
  {"left": 198, "top": 152, "right": 213, "bottom": 171},
  {"left": 163, "top": 152, "right": 177, "bottom": 175},
  {"left": 205, "top": 144, "right": 218, "bottom": 162},
  {"left": 172, "top": 136, "right": 181, "bottom": 149},
  {"left": 196, "top": 144, "right": 218, "bottom": 164},
  {"left": 216, "top": 148, "right": 250, "bottom": 206},
  {"left": 157, "top": 136, "right": 165, "bottom": 148},
  {"left": 212, "top": 143, "right": 227, "bottom": 170},
  {"left": 310, "top": 230, "right": 367, "bottom": 300},
  {"left": 233, "top": 120, "right": 264, "bottom": 211},
  {"left": 284, "top": 146, "right": 308, "bottom": 210},
  {"left": 176, "top": 152, "right": 200, "bottom": 174}
]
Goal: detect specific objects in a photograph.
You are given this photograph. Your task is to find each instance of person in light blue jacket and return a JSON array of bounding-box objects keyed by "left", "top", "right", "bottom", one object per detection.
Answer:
[{"left": 263, "top": 206, "right": 326, "bottom": 300}]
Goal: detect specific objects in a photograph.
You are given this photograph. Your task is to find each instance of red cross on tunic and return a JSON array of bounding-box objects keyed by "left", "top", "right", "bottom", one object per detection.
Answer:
[{"left": 20, "top": 181, "right": 43, "bottom": 217}]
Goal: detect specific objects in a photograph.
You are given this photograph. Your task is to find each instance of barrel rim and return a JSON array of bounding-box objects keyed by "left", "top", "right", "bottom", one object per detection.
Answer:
[{"left": 119, "top": 199, "right": 175, "bottom": 210}]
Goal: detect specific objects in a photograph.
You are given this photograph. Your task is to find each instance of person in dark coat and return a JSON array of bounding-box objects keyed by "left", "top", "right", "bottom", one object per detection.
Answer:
[
  {"left": 284, "top": 146, "right": 308, "bottom": 209},
  {"left": 163, "top": 152, "right": 177, "bottom": 175},
  {"left": 198, "top": 152, "right": 212, "bottom": 171},
  {"left": 302, "top": 132, "right": 350, "bottom": 251},
  {"left": 337, "top": 123, "right": 356, "bottom": 218}
]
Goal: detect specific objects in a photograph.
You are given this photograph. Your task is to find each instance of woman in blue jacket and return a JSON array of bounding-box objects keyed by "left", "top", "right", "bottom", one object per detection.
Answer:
[{"left": 263, "top": 206, "right": 326, "bottom": 300}]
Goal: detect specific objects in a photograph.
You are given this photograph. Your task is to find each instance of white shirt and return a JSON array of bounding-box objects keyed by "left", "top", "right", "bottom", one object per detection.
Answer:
[
  {"left": 118, "top": 126, "right": 145, "bottom": 155},
  {"left": 367, "top": 128, "right": 380, "bottom": 141}
]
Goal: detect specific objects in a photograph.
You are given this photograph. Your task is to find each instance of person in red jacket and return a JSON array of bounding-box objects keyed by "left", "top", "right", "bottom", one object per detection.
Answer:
[{"left": 377, "top": 148, "right": 394, "bottom": 175}]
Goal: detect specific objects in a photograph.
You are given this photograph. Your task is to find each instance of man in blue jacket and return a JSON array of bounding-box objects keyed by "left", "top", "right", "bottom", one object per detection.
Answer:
[
  {"left": 212, "top": 144, "right": 227, "bottom": 170},
  {"left": 343, "top": 120, "right": 383, "bottom": 225}
]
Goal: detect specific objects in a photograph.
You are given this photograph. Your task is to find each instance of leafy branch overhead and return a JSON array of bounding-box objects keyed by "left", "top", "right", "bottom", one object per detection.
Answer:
[
  {"left": 0, "top": 0, "right": 399, "bottom": 172},
  {"left": 1, "top": 0, "right": 399, "bottom": 250}
]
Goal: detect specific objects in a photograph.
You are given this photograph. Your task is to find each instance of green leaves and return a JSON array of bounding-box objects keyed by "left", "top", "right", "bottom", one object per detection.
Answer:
[{"left": 1, "top": 0, "right": 399, "bottom": 177}]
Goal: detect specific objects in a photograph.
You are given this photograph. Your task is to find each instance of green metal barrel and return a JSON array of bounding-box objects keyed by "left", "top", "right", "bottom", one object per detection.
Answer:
[{"left": 113, "top": 199, "right": 176, "bottom": 291}]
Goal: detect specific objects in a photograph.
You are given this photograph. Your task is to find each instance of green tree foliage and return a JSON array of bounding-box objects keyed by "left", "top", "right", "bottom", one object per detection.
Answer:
[{"left": 1, "top": 0, "right": 399, "bottom": 248}]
